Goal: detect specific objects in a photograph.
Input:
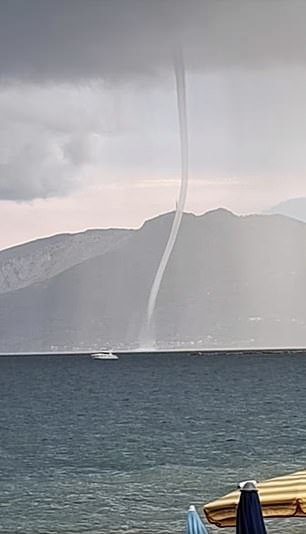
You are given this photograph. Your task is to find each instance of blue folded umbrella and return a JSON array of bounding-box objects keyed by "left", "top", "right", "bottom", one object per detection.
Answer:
[
  {"left": 236, "top": 482, "right": 267, "bottom": 534},
  {"left": 186, "top": 505, "right": 209, "bottom": 534}
]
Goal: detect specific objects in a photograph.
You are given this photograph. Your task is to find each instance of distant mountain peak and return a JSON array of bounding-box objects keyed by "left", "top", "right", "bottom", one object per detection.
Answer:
[
  {"left": 203, "top": 207, "right": 236, "bottom": 219},
  {"left": 265, "top": 197, "right": 306, "bottom": 223}
]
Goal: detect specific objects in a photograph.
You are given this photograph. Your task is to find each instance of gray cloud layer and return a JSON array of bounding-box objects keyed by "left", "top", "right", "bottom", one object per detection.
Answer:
[
  {"left": 2, "top": 0, "right": 306, "bottom": 82},
  {"left": 0, "top": 82, "right": 111, "bottom": 200},
  {"left": 2, "top": 67, "right": 306, "bottom": 202},
  {"left": 2, "top": 0, "right": 306, "bottom": 203}
]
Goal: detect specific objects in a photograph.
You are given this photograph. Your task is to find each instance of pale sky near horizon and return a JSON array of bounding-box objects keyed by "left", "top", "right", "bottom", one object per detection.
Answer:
[{"left": 1, "top": 0, "right": 306, "bottom": 249}]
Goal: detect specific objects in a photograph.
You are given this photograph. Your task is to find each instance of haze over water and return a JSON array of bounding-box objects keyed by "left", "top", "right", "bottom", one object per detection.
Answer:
[{"left": 1, "top": 353, "right": 306, "bottom": 534}]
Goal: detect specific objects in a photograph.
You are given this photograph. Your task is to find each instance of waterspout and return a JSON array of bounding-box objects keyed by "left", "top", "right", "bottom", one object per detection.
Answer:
[{"left": 141, "top": 50, "right": 189, "bottom": 348}]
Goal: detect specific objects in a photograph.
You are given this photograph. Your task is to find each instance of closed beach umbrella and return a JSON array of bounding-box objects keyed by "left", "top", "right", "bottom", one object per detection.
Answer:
[
  {"left": 236, "top": 482, "right": 267, "bottom": 534},
  {"left": 204, "top": 469, "right": 306, "bottom": 527},
  {"left": 187, "top": 505, "right": 209, "bottom": 534}
]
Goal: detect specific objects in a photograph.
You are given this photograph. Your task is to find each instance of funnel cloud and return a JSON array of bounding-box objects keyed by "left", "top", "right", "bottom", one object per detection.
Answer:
[{"left": 145, "top": 52, "right": 189, "bottom": 344}]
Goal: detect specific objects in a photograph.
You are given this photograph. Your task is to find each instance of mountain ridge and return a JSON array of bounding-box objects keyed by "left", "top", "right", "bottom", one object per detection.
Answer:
[
  {"left": 1, "top": 209, "right": 306, "bottom": 351},
  {"left": 0, "top": 227, "right": 133, "bottom": 294},
  {"left": 265, "top": 196, "right": 306, "bottom": 223}
]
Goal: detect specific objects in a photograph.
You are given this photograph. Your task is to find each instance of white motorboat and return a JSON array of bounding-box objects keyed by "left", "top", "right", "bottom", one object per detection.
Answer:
[{"left": 90, "top": 351, "right": 119, "bottom": 360}]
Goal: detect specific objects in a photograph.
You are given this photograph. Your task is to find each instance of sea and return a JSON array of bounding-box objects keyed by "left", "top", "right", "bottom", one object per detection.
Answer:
[{"left": 1, "top": 352, "right": 306, "bottom": 534}]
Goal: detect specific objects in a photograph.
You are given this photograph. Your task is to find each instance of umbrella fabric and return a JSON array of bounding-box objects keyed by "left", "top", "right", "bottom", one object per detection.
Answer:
[
  {"left": 187, "top": 505, "right": 209, "bottom": 534},
  {"left": 236, "top": 489, "right": 267, "bottom": 534},
  {"left": 204, "top": 469, "right": 306, "bottom": 527}
]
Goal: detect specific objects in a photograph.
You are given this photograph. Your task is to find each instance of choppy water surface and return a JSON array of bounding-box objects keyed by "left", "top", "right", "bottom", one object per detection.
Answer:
[{"left": 1, "top": 353, "right": 306, "bottom": 534}]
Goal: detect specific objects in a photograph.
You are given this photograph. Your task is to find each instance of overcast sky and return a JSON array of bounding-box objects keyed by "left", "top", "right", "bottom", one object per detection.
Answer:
[{"left": 1, "top": 0, "right": 306, "bottom": 249}]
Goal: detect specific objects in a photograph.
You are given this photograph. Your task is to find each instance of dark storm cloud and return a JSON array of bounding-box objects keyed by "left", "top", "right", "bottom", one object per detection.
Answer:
[
  {"left": 2, "top": 0, "right": 306, "bottom": 204},
  {"left": 1, "top": 0, "right": 306, "bottom": 82}
]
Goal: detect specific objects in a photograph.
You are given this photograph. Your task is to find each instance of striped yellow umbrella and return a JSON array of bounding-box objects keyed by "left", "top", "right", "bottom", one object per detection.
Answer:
[{"left": 204, "top": 470, "right": 306, "bottom": 527}]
